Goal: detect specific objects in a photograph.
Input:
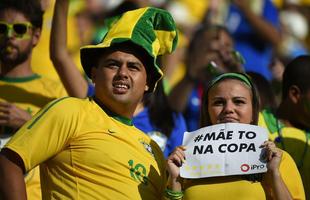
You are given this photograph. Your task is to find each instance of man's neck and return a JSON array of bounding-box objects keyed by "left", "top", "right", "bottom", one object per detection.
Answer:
[
  {"left": 93, "top": 96, "right": 136, "bottom": 119},
  {"left": 277, "top": 102, "right": 309, "bottom": 130},
  {"left": 1, "top": 60, "right": 33, "bottom": 77},
  {"left": 276, "top": 102, "right": 294, "bottom": 127},
  {"left": 133, "top": 101, "right": 145, "bottom": 116}
]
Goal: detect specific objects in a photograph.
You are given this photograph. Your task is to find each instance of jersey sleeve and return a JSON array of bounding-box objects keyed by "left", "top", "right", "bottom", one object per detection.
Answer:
[
  {"left": 4, "top": 97, "right": 81, "bottom": 172},
  {"left": 280, "top": 151, "right": 305, "bottom": 200}
]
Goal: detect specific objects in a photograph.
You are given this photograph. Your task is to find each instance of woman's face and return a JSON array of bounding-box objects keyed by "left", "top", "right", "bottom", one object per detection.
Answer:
[{"left": 207, "top": 79, "right": 253, "bottom": 124}]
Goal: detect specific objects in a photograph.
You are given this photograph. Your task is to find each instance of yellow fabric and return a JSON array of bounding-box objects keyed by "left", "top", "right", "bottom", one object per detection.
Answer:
[
  {"left": 259, "top": 113, "right": 309, "bottom": 199},
  {"left": 182, "top": 151, "right": 305, "bottom": 200},
  {"left": 0, "top": 75, "right": 67, "bottom": 116},
  {"left": 163, "top": 31, "right": 188, "bottom": 92},
  {"left": 166, "top": 62, "right": 185, "bottom": 92},
  {"left": 271, "top": 0, "right": 283, "bottom": 8},
  {"left": 177, "top": 0, "right": 208, "bottom": 25},
  {"left": 102, "top": 8, "right": 147, "bottom": 47},
  {"left": 24, "top": 167, "right": 41, "bottom": 200},
  {"left": 272, "top": 0, "right": 310, "bottom": 7},
  {"left": 31, "top": 0, "right": 84, "bottom": 81},
  {"left": 154, "top": 30, "right": 177, "bottom": 55},
  {"left": 5, "top": 98, "right": 166, "bottom": 200},
  {"left": 301, "top": 0, "right": 310, "bottom": 5},
  {"left": 0, "top": 74, "right": 66, "bottom": 200}
]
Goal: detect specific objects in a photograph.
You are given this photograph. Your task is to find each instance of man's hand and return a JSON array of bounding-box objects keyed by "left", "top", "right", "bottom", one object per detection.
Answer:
[{"left": 0, "top": 102, "right": 32, "bottom": 130}]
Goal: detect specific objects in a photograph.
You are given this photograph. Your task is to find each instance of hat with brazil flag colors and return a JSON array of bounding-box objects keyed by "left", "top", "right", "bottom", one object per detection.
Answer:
[{"left": 80, "top": 7, "right": 178, "bottom": 92}]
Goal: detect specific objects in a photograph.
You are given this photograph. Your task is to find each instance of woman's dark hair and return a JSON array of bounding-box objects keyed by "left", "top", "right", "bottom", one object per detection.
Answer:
[
  {"left": 199, "top": 73, "right": 260, "bottom": 127},
  {"left": 143, "top": 79, "right": 175, "bottom": 138},
  {"left": 0, "top": 0, "right": 43, "bottom": 29}
]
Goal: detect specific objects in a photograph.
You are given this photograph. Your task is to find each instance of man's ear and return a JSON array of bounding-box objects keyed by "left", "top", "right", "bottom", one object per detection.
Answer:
[
  {"left": 145, "top": 84, "right": 149, "bottom": 92},
  {"left": 288, "top": 85, "right": 301, "bottom": 104},
  {"left": 32, "top": 28, "right": 41, "bottom": 47}
]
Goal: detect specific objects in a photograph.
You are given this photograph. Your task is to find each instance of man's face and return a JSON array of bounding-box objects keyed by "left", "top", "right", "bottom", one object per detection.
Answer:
[
  {"left": 0, "top": 9, "right": 38, "bottom": 67},
  {"left": 91, "top": 46, "right": 149, "bottom": 116}
]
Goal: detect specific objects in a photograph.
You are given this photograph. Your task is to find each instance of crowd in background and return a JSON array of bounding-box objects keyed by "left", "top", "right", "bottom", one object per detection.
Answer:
[
  {"left": 1, "top": 0, "right": 310, "bottom": 199},
  {"left": 31, "top": 0, "right": 310, "bottom": 108}
]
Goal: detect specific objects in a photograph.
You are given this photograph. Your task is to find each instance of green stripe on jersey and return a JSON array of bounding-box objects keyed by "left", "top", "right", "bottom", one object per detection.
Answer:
[{"left": 27, "top": 97, "right": 70, "bottom": 129}]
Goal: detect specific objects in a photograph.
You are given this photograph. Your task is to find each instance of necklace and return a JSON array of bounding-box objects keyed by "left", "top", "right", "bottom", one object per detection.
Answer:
[{"left": 275, "top": 119, "right": 309, "bottom": 169}]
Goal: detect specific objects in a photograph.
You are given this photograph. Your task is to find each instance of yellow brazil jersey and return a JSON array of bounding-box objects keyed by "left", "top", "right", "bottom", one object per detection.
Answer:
[
  {"left": 0, "top": 74, "right": 66, "bottom": 199},
  {"left": 0, "top": 74, "right": 67, "bottom": 139},
  {"left": 181, "top": 151, "right": 304, "bottom": 200},
  {"left": 5, "top": 97, "right": 166, "bottom": 200},
  {"left": 259, "top": 110, "right": 308, "bottom": 200}
]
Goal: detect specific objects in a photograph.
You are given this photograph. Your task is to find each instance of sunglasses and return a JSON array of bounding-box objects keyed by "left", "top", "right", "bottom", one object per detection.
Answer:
[{"left": 0, "top": 21, "right": 33, "bottom": 39}]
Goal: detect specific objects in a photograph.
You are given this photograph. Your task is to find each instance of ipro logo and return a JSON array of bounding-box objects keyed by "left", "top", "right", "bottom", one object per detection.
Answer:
[
  {"left": 240, "top": 164, "right": 250, "bottom": 172},
  {"left": 241, "top": 163, "right": 265, "bottom": 172}
]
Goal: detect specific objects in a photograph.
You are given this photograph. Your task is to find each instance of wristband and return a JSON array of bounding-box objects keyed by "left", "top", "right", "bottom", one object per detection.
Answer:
[{"left": 164, "top": 188, "right": 183, "bottom": 200}]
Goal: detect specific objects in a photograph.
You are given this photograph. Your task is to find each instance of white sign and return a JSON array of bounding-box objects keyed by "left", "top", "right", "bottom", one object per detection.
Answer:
[{"left": 180, "top": 123, "right": 268, "bottom": 179}]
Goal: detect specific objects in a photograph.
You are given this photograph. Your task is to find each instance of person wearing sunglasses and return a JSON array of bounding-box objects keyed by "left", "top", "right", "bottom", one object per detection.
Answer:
[
  {"left": 0, "top": 0, "right": 67, "bottom": 199},
  {"left": 0, "top": 21, "right": 33, "bottom": 39}
]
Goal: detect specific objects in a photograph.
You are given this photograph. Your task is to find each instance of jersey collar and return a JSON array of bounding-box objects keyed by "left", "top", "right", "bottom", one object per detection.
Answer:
[{"left": 92, "top": 96, "right": 133, "bottom": 126}]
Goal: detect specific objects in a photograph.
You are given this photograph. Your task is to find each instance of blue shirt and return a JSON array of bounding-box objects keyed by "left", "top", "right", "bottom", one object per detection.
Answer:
[
  {"left": 133, "top": 107, "right": 187, "bottom": 157},
  {"left": 225, "top": 0, "right": 280, "bottom": 80},
  {"left": 184, "top": 87, "right": 201, "bottom": 132}
]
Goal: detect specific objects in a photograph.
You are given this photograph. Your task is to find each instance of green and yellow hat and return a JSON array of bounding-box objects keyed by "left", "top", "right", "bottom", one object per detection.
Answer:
[{"left": 80, "top": 7, "right": 178, "bottom": 92}]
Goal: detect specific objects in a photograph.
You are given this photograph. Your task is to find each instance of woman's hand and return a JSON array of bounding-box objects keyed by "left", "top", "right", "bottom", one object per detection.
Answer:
[
  {"left": 261, "top": 141, "right": 282, "bottom": 174},
  {"left": 167, "top": 146, "right": 186, "bottom": 179},
  {"left": 166, "top": 146, "right": 186, "bottom": 192},
  {"left": 261, "top": 141, "right": 293, "bottom": 200}
]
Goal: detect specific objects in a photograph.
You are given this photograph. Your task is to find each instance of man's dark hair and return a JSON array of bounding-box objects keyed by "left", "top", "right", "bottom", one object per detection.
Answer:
[
  {"left": 0, "top": 0, "right": 43, "bottom": 29},
  {"left": 282, "top": 55, "right": 310, "bottom": 99}
]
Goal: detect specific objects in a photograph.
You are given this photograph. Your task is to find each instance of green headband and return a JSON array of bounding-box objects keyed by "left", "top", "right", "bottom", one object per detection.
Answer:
[
  {"left": 208, "top": 73, "right": 253, "bottom": 90},
  {"left": 80, "top": 7, "right": 178, "bottom": 92}
]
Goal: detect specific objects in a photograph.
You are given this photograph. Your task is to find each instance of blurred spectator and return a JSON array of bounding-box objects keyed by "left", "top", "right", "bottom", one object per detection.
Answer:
[
  {"left": 278, "top": 3, "right": 309, "bottom": 59},
  {"left": 32, "top": 0, "right": 94, "bottom": 81},
  {"left": 269, "top": 56, "right": 287, "bottom": 105},
  {"left": 0, "top": 0, "right": 67, "bottom": 198},
  {"left": 206, "top": 0, "right": 281, "bottom": 81},
  {"left": 259, "top": 55, "right": 310, "bottom": 199},
  {"left": 168, "top": 24, "right": 243, "bottom": 131}
]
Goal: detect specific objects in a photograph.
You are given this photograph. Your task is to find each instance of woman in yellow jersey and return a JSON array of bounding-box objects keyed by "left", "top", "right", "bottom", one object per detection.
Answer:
[{"left": 165, "top": 73, "right": 305, "bottom": 200}]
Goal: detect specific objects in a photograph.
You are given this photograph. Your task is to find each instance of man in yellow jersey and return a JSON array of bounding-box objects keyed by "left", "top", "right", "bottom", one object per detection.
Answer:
[
  {"left": 0, "top": 7, "right": 178, "bottom": 200},
  {"left": 0, "top": 0, "right": 66, "bottom": 199},
  {"left": 259, "top": 55, "right": 310, "bottom": 199}
]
